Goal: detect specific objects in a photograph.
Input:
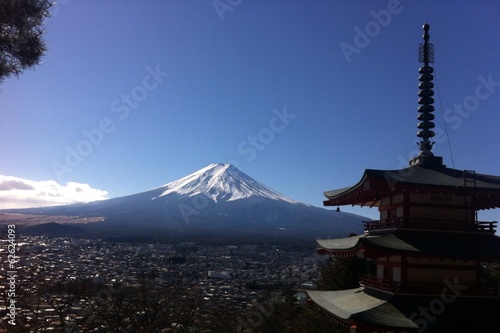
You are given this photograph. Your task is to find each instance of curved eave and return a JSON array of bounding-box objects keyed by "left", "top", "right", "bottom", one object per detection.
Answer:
[
  {"left": 320, "top": 231, "right": 500, "bottom": 260},
  {"left": 307, "top": 288, "right": 419, "bottom": 329},
  {"left": 316, "top": 235, "right": 364, "bottom": 255},
  {"left": 317, "top": 234, "right": 419, "bottom": 257},
  {"left": 307, "top": 288, "right": 385, "bottom": 321},
  {"left": 323, "top": 166, "right": 500, "bottom": 209},
  {"left": 323, "top": 171, "right": 385, "bottom": 207}
]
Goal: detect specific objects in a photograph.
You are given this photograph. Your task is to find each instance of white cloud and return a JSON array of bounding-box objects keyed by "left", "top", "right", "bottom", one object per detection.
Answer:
[{"left": 0, "top": 175, "right": 109, "bottom": 209}]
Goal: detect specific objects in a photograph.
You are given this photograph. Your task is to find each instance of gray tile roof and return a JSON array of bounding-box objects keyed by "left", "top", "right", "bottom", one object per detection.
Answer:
[
  {"left": 324, "top": 165, "right": 500, "bottom": 209},
  {"left": 316, "top": 235, "right": 364, "bottom": 251},
  {"left": 372, "top": 166, "right": 500, "bottom": 190},
  {"left": 309, "top": 288, "right": 500, "bottom": 331},
  {"left": 307, "top": 288, "right": 418, "bottom": 329},
  {"left": 317, "top": 230, "right": 500, "bottom": 259}
]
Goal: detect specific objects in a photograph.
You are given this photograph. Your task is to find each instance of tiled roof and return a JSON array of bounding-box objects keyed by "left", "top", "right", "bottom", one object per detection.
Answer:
[
  {"left": 317, "top": 230, "right": 500, "bottom": 259},
  {"left": 309, "top": 288, "right": 500, "bottom": 331},
  {"left": 316, "top": 235, "right": 363, "bottom": 251},
  {"left": 307, "top": 288, "right": 418, "bottom": 329},
  {"left": 324, "top": 165, "right": 500, "bottom": 209},
  {"left": 370, "top": 166, "right": 500, "bottom": 190}
]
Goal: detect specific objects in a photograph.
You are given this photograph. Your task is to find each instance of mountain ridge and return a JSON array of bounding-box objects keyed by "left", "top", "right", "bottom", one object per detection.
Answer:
[
  {"left": 152, "top": 163, "right": 301, "bottom": 204},
  {"left": 2, "top": 163, "right": 366, "bottom": 240}
]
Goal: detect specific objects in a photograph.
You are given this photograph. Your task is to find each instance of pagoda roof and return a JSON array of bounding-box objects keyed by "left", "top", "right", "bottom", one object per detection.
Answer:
[
  {"left": 308, "top": 288, "right": 500, "bottom": 331},
  {"left": 308, "top": 288, "right": 418, "bottom": 329},
  {"left": 324, "top": 165, "right": 500, "bottom": 209},
  {"left": 317, "top": 230, "right": 500, "bottom": 260}
]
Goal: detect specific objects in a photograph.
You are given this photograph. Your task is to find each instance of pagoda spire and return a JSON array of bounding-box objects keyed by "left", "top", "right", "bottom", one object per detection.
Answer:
[
  {"left": 410, "top": 23, "right": 443, "bottom": 167},
  {"left": 416, "top": 23, "right": 435, "bottom": 156}
]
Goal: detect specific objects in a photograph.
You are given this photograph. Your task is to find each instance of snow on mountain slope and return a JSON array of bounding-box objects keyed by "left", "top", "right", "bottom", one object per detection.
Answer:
[
  {"left": 154, "top": 163, "right": 300, "bottom": 204},
  {"left": 1, "top": 163, "right": 367, "bottom": 239}
]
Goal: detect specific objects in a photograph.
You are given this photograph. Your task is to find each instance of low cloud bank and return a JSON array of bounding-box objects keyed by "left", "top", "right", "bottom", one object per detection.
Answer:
[{"left": 0, "top": 175, "right": 108, "bottom": 209}]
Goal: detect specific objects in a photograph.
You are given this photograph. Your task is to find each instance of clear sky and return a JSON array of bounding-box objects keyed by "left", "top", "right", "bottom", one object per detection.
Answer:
[{"left": 1, "top": 1, "right": 499, "bottom": 222}]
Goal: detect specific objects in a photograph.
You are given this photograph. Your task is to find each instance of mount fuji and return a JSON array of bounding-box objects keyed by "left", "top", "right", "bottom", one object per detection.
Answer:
[
  {"left": 154, "top": 163, "right": 299, "bottom": 204},
  {"left": 4, "top": 163, "right": 366, "bottom": 240}
]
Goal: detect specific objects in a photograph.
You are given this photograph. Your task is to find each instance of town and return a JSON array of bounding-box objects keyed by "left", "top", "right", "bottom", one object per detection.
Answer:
[{"left": 0, "top": 234, "right": 327, "bottom": 332}]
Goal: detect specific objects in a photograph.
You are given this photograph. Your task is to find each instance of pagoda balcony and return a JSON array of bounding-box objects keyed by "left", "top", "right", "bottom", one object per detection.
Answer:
[
  {"left": 363, "top": 218, "right": 497, "bottom": 234},
  {"left": 359, "top": 275, "right": 400, "bottom": 293},
  {"left": 360, "top": 275, "right": 500, "bottom": 297}
]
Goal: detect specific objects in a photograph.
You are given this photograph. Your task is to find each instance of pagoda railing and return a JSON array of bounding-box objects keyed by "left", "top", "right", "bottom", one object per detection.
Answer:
[
  {"left": 363, "top": 218, "right": 497, "bottom": 234},
  {"left": 361, "top": 275, "right": 500, "bottom": 296},
  {"left": 480, "top": 285, "right": 500, "bottom": 297},
  {"left": 400, "top": 283, "right": 500, "bottom": 297},
  {"left": 363, "top": 218, "right": 401, "bottom": 231},
  {"left": 360, "top": 275, "right": 400, "bottom": 293}
]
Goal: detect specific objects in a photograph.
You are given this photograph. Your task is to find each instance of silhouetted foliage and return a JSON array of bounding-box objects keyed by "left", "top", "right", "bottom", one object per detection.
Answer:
[
  {"left": 316, "top": 256, "right": 368, "bottom": 290},
  {"left": 481, "top": 263, "right": 500, "bottom": 292},
  {"left": 0, "top": 0, "right": 52, "bottom": 82},
  {"left": 315, "top": 233, "right": 373, "bottom": 291},
  {"left": 1, "top": 277, "right": 204, "bottom": 333},
  {"left": 250, "top": 293, "right": 337, "bottom": 333}
]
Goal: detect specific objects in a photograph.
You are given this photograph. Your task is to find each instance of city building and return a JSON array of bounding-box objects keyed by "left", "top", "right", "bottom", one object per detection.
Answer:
[{"left": 308, "top": 24, "right": 500, "bottom": 333}]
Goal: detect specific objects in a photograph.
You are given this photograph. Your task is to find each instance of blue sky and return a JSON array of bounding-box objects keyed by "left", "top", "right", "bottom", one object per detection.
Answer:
[{"left": 1, "top": 1, "right": 500, "bottom": 222}]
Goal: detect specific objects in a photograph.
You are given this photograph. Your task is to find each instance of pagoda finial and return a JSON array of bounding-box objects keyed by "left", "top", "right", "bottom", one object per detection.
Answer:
[
  {"left": 410, "top": 23, "right": 443, "bottom": 167},
  {"left": 419, "top": 23, "right": 434, "bottom": 66},
  {"left": 416, "top": 23, "right": 435, "bottom": 157}
]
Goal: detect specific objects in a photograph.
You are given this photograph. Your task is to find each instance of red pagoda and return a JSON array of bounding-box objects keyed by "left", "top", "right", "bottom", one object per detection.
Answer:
[{"left": 308, "top": 24, "right": 500, "bottom": 333}]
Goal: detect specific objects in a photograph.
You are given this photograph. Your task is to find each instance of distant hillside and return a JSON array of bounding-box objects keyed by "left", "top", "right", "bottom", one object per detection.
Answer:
[
  {"left": 2, "top": 163, "right": 367, "bottom": 240},
  {"left": 19, "top": 222, "right": 88, "bottom": 237}
]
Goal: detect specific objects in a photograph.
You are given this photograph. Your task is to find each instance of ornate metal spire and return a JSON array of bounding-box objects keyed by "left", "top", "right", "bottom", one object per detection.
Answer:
[
  {"left": 410, "top": 23, "right": 443, "bottom": 167},
  {"left": 416, "top": 23, "right": 435, "bottom": 156}
]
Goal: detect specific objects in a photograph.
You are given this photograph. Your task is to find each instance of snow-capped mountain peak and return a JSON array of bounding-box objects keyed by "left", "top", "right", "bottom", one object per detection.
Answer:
[
  {"left": 2, "top": 163, "right": 366, "bottom": 239},
  {"left": 155, "top": 163, "right": 299, "bottom": 204}
]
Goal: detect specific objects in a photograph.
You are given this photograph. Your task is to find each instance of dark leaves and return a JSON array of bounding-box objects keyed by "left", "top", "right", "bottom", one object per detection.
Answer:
[{"left": 0, "top": 0, "right": 52, "bottom": 82}]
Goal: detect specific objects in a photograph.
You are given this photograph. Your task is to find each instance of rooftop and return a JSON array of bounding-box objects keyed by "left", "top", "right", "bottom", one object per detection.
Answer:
[
  {"left": 308, "top": 288, "right": 500, "bottom": 332},
  {"left": 323, "top": 165, "right": 500, "bottom": 210},
  {"left": 316, "top": 230, "right": 500, "bottom": 260}
]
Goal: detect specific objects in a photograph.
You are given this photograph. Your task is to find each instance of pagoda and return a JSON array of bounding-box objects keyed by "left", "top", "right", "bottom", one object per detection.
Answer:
[{"left": 308, "top": 24, "right": 500, "bottom": 333}]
